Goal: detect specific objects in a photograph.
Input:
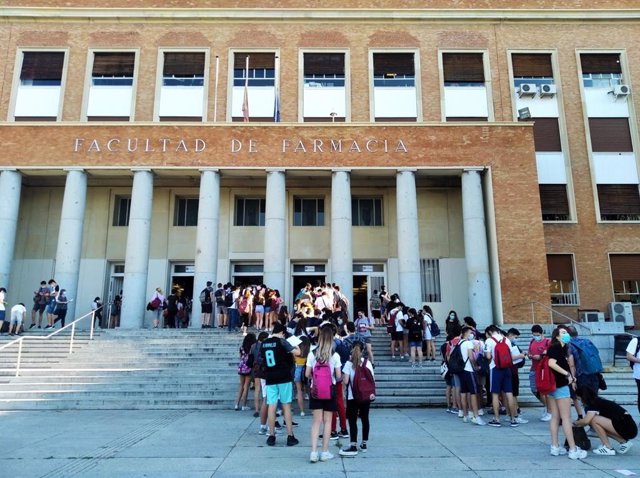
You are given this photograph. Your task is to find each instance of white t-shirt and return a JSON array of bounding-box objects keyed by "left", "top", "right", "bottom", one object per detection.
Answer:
[
  {"left": 626, "top": 338, "right": 640, "bottom": 380},
  {"left": 423, "top": 314, "right": 433, "bottom": 340},
  {"left": 343, "top": 358, "right": 375, "bottom": 400},
  {"left": 396, "top": 313, "right": 407, "bottom": 333},
  {"left": 484, "top": 334, "right": 512, "bottom": 369},
  {"left": 461, "top": 339, "right": 476, "bottom": 372},
  {"left": 510, "top": 342, "right": 524, "bottom": 367},
  {"left": 11, "top": 303, "right": 27, "bottom": 323},
  {"left": 306, "top": 351, "right": 342, "bottom": 385},
  {"left": 0, "top": 290, "right": 5, "bottom": 312}
]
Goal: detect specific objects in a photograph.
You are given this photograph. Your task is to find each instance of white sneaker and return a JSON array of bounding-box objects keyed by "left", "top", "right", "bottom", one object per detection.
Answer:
[
  {"left": 300, "top": 411, "right": 305, "bottom": 417},
  {"left": 592, "top": 445, "right": 616, "bottom": 456},
  {"left": 471, "top": 416, "right": 486, "bottom": 426},
  {"left": 458, "top": 410, "right": 464, "bottom": 418},
  {"left": 320, "top": 451, "right": 335, "bottom": 461},
  {"left": 462, "top": 416, "right": 468, "bottom": 423},
  {"left": 478, "top": 409, "right": 485, "bottom": 416},
  {"left": 618, "top": 441, "right": 634, "bottom": 455},
  {"left": 568, "top": 447, "right": 588, "bottom": 460},
  {"left": 514, "top": 416, "right": 529, "bottom": 424},
  {"left": 550, "top": 445, "right": 568, "bottom": 456},
  {"left": 309, "top": 451, "right": 319, "bottom": 463},
  {"left": 540, "top": 412, "right": 552, "bottom": 422}
]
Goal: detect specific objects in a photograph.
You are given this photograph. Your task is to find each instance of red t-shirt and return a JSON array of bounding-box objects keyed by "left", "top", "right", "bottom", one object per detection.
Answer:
[{"left": 528, "top": 337, "right": 551, "bottom": 372}]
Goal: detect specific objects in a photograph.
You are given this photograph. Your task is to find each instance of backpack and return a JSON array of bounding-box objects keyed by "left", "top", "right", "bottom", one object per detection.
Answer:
[
  {"left": 224, "top": 290, "right": 233, "bottom": 307},
  {"left": 535, "top": 355, "right": 557, "bottom": 395},
  {"left": 251, "top": 343, "right": 266, "bottom": 379},
  {"left": 447, "top": 340, "right": 467, "bottom": 375},
  {"left": 352, "top": 358, "right": 376, "bottom": 403},
  {"left": 199, "top": 288, "right": 211, "bottom": 305},
  {"left": 344, "top": 335, "right": 369, "bottom": 360},
  {"left": 570, "top": 338, "right": 603, "bottom": 376},
  {"left": 513, "top": 344, "right": 526, "bottom": 369},
  {"left": 430, "top": 319, "right": 441, "bottom": 337},
  {"left": 239, "top": 297, "right": 249, "bottom": 314},
  {"left": 311, "top": 360, "right": 334, "bottom": 400},
  {"left": 370, "top": 296, "right": 381, "bottom": 310},
  {"left": 387, "top": 309, "right": 398, "bottom": 334},
  {"left": 334, "top": 338, "right": 351, "bottom": 367},
  {"left": 408, "top": 317, "right": 423, "bottom": 341},
  {"left": 214, "top": 288, "right": 224, "bottom": 305},
  {"left": 491, "top": 337, "right": 513, "bottom": 369}
]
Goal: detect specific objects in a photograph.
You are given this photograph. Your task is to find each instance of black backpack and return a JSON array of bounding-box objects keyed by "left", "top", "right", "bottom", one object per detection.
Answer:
[
  {"left": 214, "top": 288, "right": 224, "bottom": 305},
  {"left": 408, "top": 317, "right": 423, "bottom": 341},
  {"left": 224, "top": 290, "right": 233, "bottom": 307},
  {"left": 447, "top": 340, "right": 467, "bottom": 375}
]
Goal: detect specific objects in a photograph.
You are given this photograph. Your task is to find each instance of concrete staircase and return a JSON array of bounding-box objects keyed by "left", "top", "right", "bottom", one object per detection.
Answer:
[{"left": 0, "top": 326, "right": 636, "bottom": 410}]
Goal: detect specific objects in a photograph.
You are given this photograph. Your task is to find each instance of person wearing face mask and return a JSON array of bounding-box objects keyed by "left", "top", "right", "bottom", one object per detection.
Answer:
[
  {"left": 507, "top": 328, "right": 528, "bottom": 422},
  {"left": 546, "top": 325, "right": 588, "bottom": 460},
  {"left": 528, "top": 324, "right": 552, "bottom": 421},
  {"left": 459, "top": 326, "right": 486, "bottom": 425},
  {"left": 445, "top": 310, "right": 460, "bottom": 337}
]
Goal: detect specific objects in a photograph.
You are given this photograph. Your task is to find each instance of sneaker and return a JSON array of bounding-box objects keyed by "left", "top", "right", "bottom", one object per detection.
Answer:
[
  {"left": 300, "top": 411, "right": 305, "bottom": 417},
  {"left": 478, "top": 409, "right": 485, "bottom": 416},
  {"left": 462, "top": 416, "right": 468, "bottom": 423},
  {"left": 446, "top": 408, "right": 452, "bottom": 414},
  {"left": 568, "top": 447, "right": 588, "bottom": 460},
  {"left": 258, "top": 425, "right": 267, "bottom": 435},
  {"left": 8, "top": 332, "right": 14, "bottom": 336},
  {"left": 253, "top": 411, "right": 259, "bottom": 418},
  {"left": 391, "top": 355, "right": 396, "bottom": 361},
  {"left": 320, "top": 451, "right": 334, "bottom": 461},
  {"left": 458, "top": 410, "right": 464, "bottom": 418},
  {"left": 510, "top": 419, "right": 519, "bottom": 428},
  {"left": 29, "top": 324, "right": 35, "bottom": 329},
  {"left": 266, "top": 435, "right": 276, "bottom": 446},
  {"left": 471, "top": 416, "right": 486, "bottom": 426},
  {"left": 309, "top": 451, "right": 319, "bottom": 463},
  {"left": 339, "top": 430, "right": 349, "bottom": 438},
  {"left": 339, "top": 445, "right": 359, "bottom": 457},
  {"left": 234, "top": 404, "right": 239, "bottom": 411},
  {"left": 329, "top": 432, "right": 339, "bottom": 440},
  {"left": 286, "top": 435, "right": 299, "bottom": 446},
  {"left": 488, "top": 418, "right": 501, "bottom": 427},
  {"left": 449, "top": 408, "right": 459, "bottom": 415},
  {"left": 291, "top": 421, "right": 299, "bottom": 428},
  {"left": 274, "top": 420, "right": 282, "bottom": 430},
  {"left": 359, "top": 442, "right": 367, "bottom": 452},
  {"left": 550, "top": 445, "right": 568, "bottom": 456},
  {"left": 540, "top": 412, "right": 553, "bottom": 422},
  {"left": 618, "top": 441, "right": 633, "bottom": 455},
  {"left": 514, "top": 416, "right": 529, "bottom": 424},
  {"left": 241, "top": 406, "right": 251, "bottom": 411},
  {"left": 592, "top": 445, "right": 616, "bottom": 456}
]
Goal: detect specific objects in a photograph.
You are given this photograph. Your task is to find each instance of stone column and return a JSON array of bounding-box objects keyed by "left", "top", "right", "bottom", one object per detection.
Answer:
[
  {"left": 462, "top": 168, "right": 493, "bottom": 327},
  {"left": 396, "top": 168, "right": 421, "bottom": 308},
  {"left": 54, "top": 169, "right": 87, "bottom": 320},
  {"left": 192, "top": 169, "right": 220, "bottom": 326},
  {"left": 0, "top": 170, "right": 22, "bottom": 288},
  {"left": 120, "top": 169, "right": 154, "bottom": 328},
  {"left": 331, "top": 169, "right": 353, "bottom": 314},
  {"left": 263, "top": 169, "right": 287, "bottom": 296}
]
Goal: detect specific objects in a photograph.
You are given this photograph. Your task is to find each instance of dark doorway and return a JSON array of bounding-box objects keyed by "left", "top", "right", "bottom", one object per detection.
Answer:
[
  {"left": 352, "top": 275, "right": 368, "bottom": 316},
  {"left": 170, "top": 276, "right": 194, "bottom": 300},
  {"left": 232, "top": 275, "right": 264, "bottom": 289},
  {"left": 292, "top": 275, "right": 325, "bottom": 305}
]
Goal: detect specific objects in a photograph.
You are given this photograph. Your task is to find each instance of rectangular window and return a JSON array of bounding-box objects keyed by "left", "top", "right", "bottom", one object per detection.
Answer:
[
  {"left": 303, "top": 52, "right": 347, "bottom": 122},
  {"left": 293, "top": 198, "right": 325, "bottom": 226},
  {"left": 581, "top": 53, "right": 622, "bottom": 88},
  {"left": 610, "top": 254, "right": 640, "bottom": 304},
  {"left": 174, "top": 197, "right": 199, "bottom": 226},
  {"left": 231, "top": 52, "right": 276, "bottom": 122},
  {"left": 235, "top": 198, "right": 266, "bottom": 226},
  {"left": 442, "top": 53, "right": 484, "bottom": 85},
  {"left": 512, "top": 53, "right": 553, "bottom": 78},
  {"left": 352, "top": 198, "right": 383, "bottom": 226},
  {"left": 92, "top": 52, "right": 135, "bottom": 86},
  {"left": 233, "top": 52, "right": 275, "bottom": 87},
  {"left": 303, "top": 53, "right": 345, "bottom": 87},
  {"left": 533, "top": 118, "right": 562, "bottom": 152},
  {"left": 539, "top": 184, "right": 570, "bottom": 221},
  {"left": 373, "top": 53, "right": 415, "bottom": 87},
  {"left": 20, "top": 51, "right": 65, "bottom": 86},
  {"left": 112, "top": 196, "right": 131, "bottom": 227},
  {"left": 597, "top": 184, "right": 640, "bottom": 221},
  {"left": 547, "top": 254, "right": 578, "bottom": 305},
  {"left": 163, "top": 52, "right": 205, "bottom": 86},
  {"left": 420, "top": 259, "right": 441, "bottom": 303},
  {"left": 589, "top": 118, "right": 633, "bottom": 152}
]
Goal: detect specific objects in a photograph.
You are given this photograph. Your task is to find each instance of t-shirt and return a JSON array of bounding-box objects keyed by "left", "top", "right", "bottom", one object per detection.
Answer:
[
  {"left": 484, "top": 334, "right": 512, "bottom": 369},
  {"left": 586, "top": 396, "right": 629, "bottom": 422},
  {"left": 626, "top": 338, "right": 640, "bottom": 380},
  {"left": 355, "top": 316, "right": 373, "bottom": 338},
  {"left": 343, "top": 358, "right": 375, "bottom": 400},
  {"left": 261, "top": 336, "right": 295, "bottom": 385},
  {"left": 11, "top": 303, "right": 27, "bottom": 321},
  {"left": 510, "top": 342, "right": 524, "bottom": 367},
  {"left": 395, "top": 313, "right": 406, "bottom": 333},
  {"left": 461, "top": 339, "right": 476, "bottom": 372},
  {"left": 547, "top": 341, "right": 570, "bottom": 388},
  {"left": 528, "top": 337, "right": 551, "bottom": 372},
  {"left": 306, "top": 351, "right": 341, "bottom": 385}
]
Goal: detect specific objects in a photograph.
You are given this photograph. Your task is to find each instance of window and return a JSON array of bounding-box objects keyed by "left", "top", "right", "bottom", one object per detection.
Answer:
[
  {"left": 512, "top": 53, "right": 554, "bottom": 88},
  {"left": 20, "top": 51, "right": 64, "bottom": 86},
  {"left": 589, "top": 118, "right": 633, "bottom": 152},
  {"left": 547, "top": 254, "right": 578, "bottom": 305},
  {"left": 373, "top": 53, "right": 415, "bottom": 87},
  {"left": 87, "top": 52, "right": 135, "bottom": 121},
  {"left": 303, "top": 52, "right": 346, "bottom": 122},
  {"left": 443, "top": 53, "right": 484, "bottom": 86},
  {"left": 610, "top": 254, "right": 640, "bottom": 304},
  {"left": 112, "top": 196, "right": 131, "bottom": 227},
  {"left": 231, "top": 52, "right": 276, "bottom": 122},
  {"left": 15, "top": 51, "right": 65, "bottom": 121},
  {"left": 174, "top": 197, "right": 199, "bottom": 226},
  {"left": 163, "top": 52, "right": 205, "bottom": 86},
  {"left": 303, "top": 53, "right": 345, "bottom": 87},
  {"left": 442, "top": 52, "right": 488, "bottom": 121},
  {"left": 581, "top": 53, "right": 622, "bottom": 88},
  {"left": 420, "top": 259, "right": 441, "bottom": 302},
  {"left": 539, "top": 184, "right": 570, "bottom": 221},
  {"left": 293, "top": 198, "right": 324, "bottom": 226},
  {"left": 235, "top": 198, "right": 266, "bottom": 226},
  {"left": 597, "top": 185, "right": 640, "bottom": 221},
  {"left": 352, "top": 198, "right": 383, "bottom": 226},
  {"left": 92, "top": 52, "right": 134, "bottom": 86},
  {"left": 233, "top": 52, "right": 275, "bottom": 87}
]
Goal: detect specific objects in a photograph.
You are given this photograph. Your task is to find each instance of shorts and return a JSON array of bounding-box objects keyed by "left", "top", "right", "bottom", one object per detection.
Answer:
[
  {"left": 217, "top": 304, "right": 226, "bottom": 315},
  {"left": 201, "top": 302, "right": 213, "bottom": 314},
  {"left": 261, "top": 379, "right": 267, "bottom": 398},
  {"left": 391, "top": 331, "right": 403, "bottom": 341},
  {"left": 266, "top": 382, "right": 293, "bottom": 405},
  {"left": 511, "top": 370, "right": 520, "bottom": 397},
  {"left": 409, "top": 341, "right": 422, "bottom": 348},
  {"left": 309, "top": 394, "right": 337, "bottom": 412},
  {"left": 612, "top": 413, "right": 638, "bottom": 441},
  {"left": 10, "top": 312, "right": 23, "bottom": 325},
  {"left": 33, "top": 303, "right": 46, "bottom": 313},
  {"left": 529, "top": 370, "right": 538, "bottom": 395},
  {"left": 0, "top": 310, "right": 4, "bottom": 321},
  {"left": 424, "top": 327, "right": 432, "bottom": 341},
  {"left": 549, "top": 385, "right": 570, "bottom": 400},
  {"left": 461, "top": 370, "right": 480, "bottom": 395},
  {"left": 46, "top": 302, "right": 56, "bottom": 314},
  {"left": 264, "top": 306, "right": 271, "bottom": 314},
  {"left": 358, "top": 335, "right": 371, "bottom": 344},
  {"left": 255, "top": 305, "right": 264, "bottom": 314},
  {"left": 490, "top": 368, "right": 513, "bottom": 394},
  {"left": 372, "top": 310, "right": 381, "bottom": 319},
  {"left": 452, "top": 373, "right": 462, "bottom": 388},
  {"left": 294, "top": 365, "right": 304, "bottom": 382}
]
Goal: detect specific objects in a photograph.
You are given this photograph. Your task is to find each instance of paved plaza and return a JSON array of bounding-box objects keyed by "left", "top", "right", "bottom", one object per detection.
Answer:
[{"left": 1, "top": 407, "right": 639, "bottom": 478}]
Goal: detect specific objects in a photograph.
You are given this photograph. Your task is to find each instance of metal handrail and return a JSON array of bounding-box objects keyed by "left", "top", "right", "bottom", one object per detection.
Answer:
[
  {"left": 511, "top": 300, "right": 592, "bottom": 332},
  {"left": 0, "top": 307, "right": 101, "bottom": 377}
]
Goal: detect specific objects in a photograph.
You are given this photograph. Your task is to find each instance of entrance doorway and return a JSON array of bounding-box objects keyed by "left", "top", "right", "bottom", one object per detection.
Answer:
[
  {"left": 353, "top": 264, "right": 385, "bottom": 317},
  {"left": 170, "top": 263, "right": 195, "bottom": 311},
  {"left": 291, "top": 264, "right": 326, "bottom": 307},
  {"left": 231, "top": 263, "right": 264, "bottom": 289},
  {"left": 105, "top": 263, "right": 124, "bottom": 328}
]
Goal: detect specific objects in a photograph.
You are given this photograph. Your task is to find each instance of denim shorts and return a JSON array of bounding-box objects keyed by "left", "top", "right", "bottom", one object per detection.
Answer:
[
  {"left": 408, "top": 341, "right": 422, "bottom": 348},
  {"left": 294, "top": 365, "right": 304, "bottom": 382},
  {"left": 549, "top": 385, "right": 570, "bottom": 400}
]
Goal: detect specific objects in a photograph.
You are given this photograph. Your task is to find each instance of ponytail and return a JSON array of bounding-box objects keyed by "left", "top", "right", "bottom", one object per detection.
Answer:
[{"left": 351, "top": 342, "right": 363, "bottom": 371}]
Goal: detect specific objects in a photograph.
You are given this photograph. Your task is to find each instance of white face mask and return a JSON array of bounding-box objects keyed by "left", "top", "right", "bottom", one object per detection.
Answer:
[{"left": 468, "top": 333, "right": 475, "bottom": 340}]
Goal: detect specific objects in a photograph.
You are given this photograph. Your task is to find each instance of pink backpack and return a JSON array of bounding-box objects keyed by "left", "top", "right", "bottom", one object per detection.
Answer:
[{"left": 311, "top": 360, "right": 334, "bottom": 400}]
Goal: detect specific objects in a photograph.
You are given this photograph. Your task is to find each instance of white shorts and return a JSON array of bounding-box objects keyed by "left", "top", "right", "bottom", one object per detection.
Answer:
[
  {"left": 424, "top": 326, "right": 432, "bottom": 341},
  {"left": 10, "top": 311, "right": 24, "bottom": 325}
]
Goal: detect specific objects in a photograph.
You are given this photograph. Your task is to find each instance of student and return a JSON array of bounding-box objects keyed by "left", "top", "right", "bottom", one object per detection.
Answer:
[
  {"left": 546, "top": 326, "right": 588, "bottom": 460},
  {"left": 199, "top": 281, "right": 214, "bottom": 329},
  {"left": 294, "top": 336, "right": 310, "bottom": 417},
  {"left": 422, "top": 306, "right": 436, "bottom": 361},
  {"left": 507, "top": 328, "right": 528, "bottom": 422},
  {"left": 339, "top": 342, "right": 375, "bottom": 456},
  {"left": 306, "top": 325, "right": 342, "bottom": 462},
  {"left": 369, "top": 290, "right": 382, "bottom": 326},
  {"left": 459, "top": 326, "right": 485, "bottom": 425},
  {"left": 8, "top": 303, "right": 27, "bottom": 336},
  {"left": 354, "top": 310, "right": 375, "bottom": 365},
  {"left": 445, "top": 327, "right": 463, "bottom": 417},
  {"left": 0, "top": 287, "right": 6, "bottom": 334},
  {"left": 389, "top": 303, "right": 406, "bottom": 360},
  {"left": 574, "top": 386, "right": 637, "bottom": 456},
  {"left": 251, "top": 331, "right": 269, "bottom": 420},
  {"left": 261, "top": 322, "right": 300, "bottom": 447},
  {"left": 627, "top": 335, "right": 640, "bottom": 416},
  {"left": 149, "top": 287, "right": 165, "bottom": 329},
  {"left": 405, "top": 308, "right": 424, "bottom": 369},
  {"left": 528, "top": 324, "right": 552, "bottom": 421},
  {"left": 234, "top": 333, "right": 257, "bottom": 411}
]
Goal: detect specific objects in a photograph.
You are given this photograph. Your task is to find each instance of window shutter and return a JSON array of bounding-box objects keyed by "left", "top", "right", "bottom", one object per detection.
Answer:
[
  {"left": 532, "top": 118, "right": 562, "bottom": 152},
  {"left": 589, "top": 118, "right": 632, "bottom": 152},
  {"left": 304, "top": 53, "right": 345, "bottom": 76},
  {"left": 580, "top": 53, "right": 622, "bottom": 74},
  {"left": 610, "top": 254, "right": 640, "bottom": 281},
  {"left": 92, "top": 52, "right": 135, "bottom": 77},
  {"left": 539, "top": 184, "right": 570, "bottom": 219},
  {"left": 443, "top": 53, "right": 485, "bottom": 83},
  {"left": 373, "top": 53, "right": 414, "bottom": 76},
  {"left": 597, "top": 184, "right": 640, "bottom": 217},
  {"left": 233, "top": 52, "right": 275, "bottom": 70},
  {"left": 546, "top": 255, "right": 574, "bottom": 281},
  {"left": 163, "top": 52, "right": 205, "bottom": 77},
  {"left": 512, "top": 53, "right": 553, "bottom": 77},
  {"left": 20, "top": 52, "right": 65, "bottom": 81}
]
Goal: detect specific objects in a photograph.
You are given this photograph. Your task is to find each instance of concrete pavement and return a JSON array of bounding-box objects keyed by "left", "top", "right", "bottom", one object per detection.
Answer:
[{"left": 1, "top": 407, "right": 639, "bottom": 477}]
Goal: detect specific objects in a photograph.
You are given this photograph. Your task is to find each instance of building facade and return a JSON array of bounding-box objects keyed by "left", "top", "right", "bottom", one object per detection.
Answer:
[{"left": 0, "top": 1, "right": 638, "bottom": 328}]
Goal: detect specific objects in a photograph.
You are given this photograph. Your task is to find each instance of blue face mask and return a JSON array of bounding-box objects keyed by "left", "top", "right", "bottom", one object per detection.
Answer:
[
  {"left": 561, "top": 334, "right": 571, "bottom": 344},
  {"left": 533, "top": 335, "right": 543, "bottom": 342}
]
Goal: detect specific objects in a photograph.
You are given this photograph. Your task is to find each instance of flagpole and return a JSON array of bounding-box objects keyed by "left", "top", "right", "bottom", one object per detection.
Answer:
[
  {"left": 213, "top": 55, "right": 219, "bottom": 123},
  {"left": 242, "top": 55, "right": 250, "bottom": 122},
  {"left": 274, "top": 55, "right": 280, "bottom": 123}
]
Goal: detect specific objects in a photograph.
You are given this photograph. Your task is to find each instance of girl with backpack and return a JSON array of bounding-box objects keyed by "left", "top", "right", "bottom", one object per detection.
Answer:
[
  {"left": 339, "top": 341, "right": 375, "bottom": 457},
  {"left": 306, "top": 325, "right": 342, "bottom": 463},
  {"left": 294, "top": 336, "right": 311, "bottom": 417},
  {"left": 422, "top": 306, "right": 436, "bottom": 361},
  {"left": 234, "top": 333, "right": 257, "bottom": 411},
  {"left": 405, "top": 308, "right": 425, "bottom": 369}
]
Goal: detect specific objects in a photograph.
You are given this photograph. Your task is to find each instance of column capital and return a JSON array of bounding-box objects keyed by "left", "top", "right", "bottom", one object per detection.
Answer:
[
  {"left": 463, "top": 167, "right": 484, "bottom": 174},
  {"left": 266, "top": 168, "right": 286, "bottom": 174},
  {"left": 131, "top": 168, "right": 152, "bottom": 173},
  {"left": 0, "top": 168, "right": 18, "bottom": 173},
  {"left": 331, "top": 168, "right": 351, "bottom": 173},
  {"left": 63, "top": 167, "right": 85, "bottom": 173},
  {"left": 198, "top": 168, "right": 219, "bottom": 174},
  {"left": 397, "top": 167, "right": 417, "bottom": 174}
]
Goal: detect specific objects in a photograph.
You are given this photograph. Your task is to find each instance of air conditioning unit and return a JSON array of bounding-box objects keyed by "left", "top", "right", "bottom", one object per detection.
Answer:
[
  {"left": 539, "top": 84, "right": 557, "bottom": 97},
  {"left": 517, "top": 83, "right": 538, "bottom": 97},
  {"left": 612, "top": 84, "right": 631, "bottom": 96},
  {"left": 580, "top": 311, "right": 605, "bottom": 323},
  {"left": 608, "top": 301, "right": 634, "bottom": 327}
]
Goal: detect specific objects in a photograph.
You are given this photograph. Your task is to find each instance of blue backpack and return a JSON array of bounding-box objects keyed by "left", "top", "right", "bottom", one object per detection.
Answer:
[{"left": 570, "top": 338, "right": 603, "bottom": 376}]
